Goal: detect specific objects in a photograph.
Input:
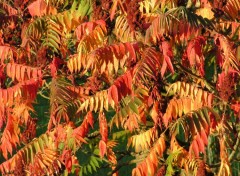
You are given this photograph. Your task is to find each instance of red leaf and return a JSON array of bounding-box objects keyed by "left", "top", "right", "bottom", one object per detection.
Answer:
[
  {"left": 186, "top": 36, "right": 206, "bottom": 76},
  {"left": 0, "top": 115, "right": 20, "bottom": 159},
  {"left": 108, "top": 70, "right": 133, "bottom": 105},
  {"left": 66, "top": 159, "right": 72, "bottom": 173},
  {"left": 160, "top": 59, "right": 168, "bottom": 77},
  {"left": 61, "top": 150, "right": 72, "bottom": 173},
  {"left": 99, "top": 113, "right": 108, "bottom": 142},
  {"left": 50, "top": 57, "right": 64, "bottom": 78},
  {"left": 210, "top": 113, "right": 217, "bottom": 130},
  {"left": 215, "top": 43, "right": 224, "bottom": 67},
  {"left": 27, "top": 0, "right": 47, "bottom": 17},
  {"left": 196, "top": 134, "right": 205, "bottom": 153},
  {"left": 32, "top": 68, "right": 38, "bottom": 79},
  {"left": 217, "top": 70, "right": 235, "bottom": 101},
  {"left": 231, "top": 102, "right": 240, "bottom": 118},
  {"left": 161, "top": 41, "right": 174, "bottom": 74},
  {"left": 231, "top": 103, "right": 240, "bottom": 113},
  {"left": 99, "top": 140, "right": 107, "bottom": 158},
  {"left": 191, "top": 140, "right": 199, "bottom": 157},
  {"left": 73, "top": 112, "right": 94, "bottom": 142},
  {"left": 109, "top": 85, "right": 118, "bottom": 105},
  {"left": 200, "top": 129, "right": 208, "bottom": 145},
  {"left": 86, "top": 111, "right": 94, "bottom": 128},
  {"left": 156, "top": 166, "right": 166, "bottom": 176}
]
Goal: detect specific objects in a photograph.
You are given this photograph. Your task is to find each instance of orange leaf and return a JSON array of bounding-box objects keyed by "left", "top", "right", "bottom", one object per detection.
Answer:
[
  {"left": 231, "top": 102, "right": 240, "bottom": 117},
  {"left": 110, "top": 0, "right": 119, "bottom": 21},
  {"left": 66, "top": 158, "right": 72, "bottom": 173},
  {"left": 99, "top": 140, "right": 107, "bottom": 158},
  {"left": 108, "top": 70, "right": 133, "bottom": 105},
  {"left": 161, "top": 41, "right": 174, "bottom": 74},
  {"left": 191, "top": 139, "right": 199, "bottom": 157},
  {"left": 109, "top": 85, "right": 118, "bottom": 105},
  {"left": 28, "top": 0, "right": 47, "bottom": 17},
  {"left": 200, "top": 129, "right": 208, "bottom": 146},
  {"left": 146, "top": 157, "right": 155, "bottom": 176},
  {"left": 196, "top": 134, "right": 205, "bottom": 153},
  {"left": 99, "top": 112, "right": 108, "bottom": 142}
]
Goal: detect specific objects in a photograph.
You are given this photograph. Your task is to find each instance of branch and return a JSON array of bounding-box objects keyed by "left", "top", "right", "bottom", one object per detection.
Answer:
[
  {"left": 228, "top": 131, "right": 240, "bottom": 161},
  {"left": 208, "top": 131, "right": 240, "bottom": 168}
]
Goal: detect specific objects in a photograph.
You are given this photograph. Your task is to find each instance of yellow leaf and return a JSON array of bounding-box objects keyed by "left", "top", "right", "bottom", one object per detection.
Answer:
[{"left": 196, "top": 8, "right": 214, "bottom": 20}]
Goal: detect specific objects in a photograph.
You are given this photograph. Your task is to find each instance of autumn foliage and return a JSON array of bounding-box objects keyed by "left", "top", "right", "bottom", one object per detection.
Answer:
[{"left": 0, "top": 0, "right": 240, "bottom": 175}]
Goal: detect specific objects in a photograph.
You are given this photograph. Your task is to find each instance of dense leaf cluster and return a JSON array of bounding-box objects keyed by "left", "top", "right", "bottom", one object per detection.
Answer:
[{"left": 0, "top": 0, "right": 240, "bottom": 175}]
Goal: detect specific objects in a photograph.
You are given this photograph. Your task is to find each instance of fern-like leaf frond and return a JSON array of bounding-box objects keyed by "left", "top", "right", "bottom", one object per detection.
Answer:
[
  {"left": 145, "top": 7, "right": 213, "bottom": 45},
  {"left": 114, "top": 15, "right": 143, "bottom": 43},
  {"left": 215, "top": 35, "right": 240, "bottom": 72},
  {"left": 75, "top": 20, "right": 107, "bottom": 41},
  {"left": 108, "top": 70, "right": 133, "bottom": 105},
  {"left": 26, "top": 17, "right": 46, "bottom": 41},
  {"left": 110, "top": 95, "right": 144, "bottom": 131},
  {"left": 77, "top": 23, "right": 107, "bottom": 53},
  {"left": 6, "top": 63, "right": 42, "bottom": 82},
  {"left": 186, "top": 36, "right": 206, "bottom": 76},
  {"left": 68, "top": 42, "right": 138, "bottom": 74},
  {"left": 42, "top": 18, "right": 61, "bottom": 52},
  {"left": 139, "top": 0, "right": 162, "bottom": 14},
  {"left": 0, "top": 124, "right": 88, "bottom": 175},
  {"left": 168, "top": 81, "right": 213, "bottom": 104},
  {"left": 223, "top": 0, "right": 240, "bottom": 20},
  {"left": 0, "top": 79, "right": 42, "bottom": 106},
  {"left": 25, "top": 148, "right": 63, "bottom": 175},
  {"left": 170, "top": 107, "right": 212, "bottom": 157},
  {"left": 163, "top": 95, "right": 212, "bottom": 127},
  {"left": 0, "top": 45, "right": 14, "bottom": 64},
  {"left": 168, "top": 138, "right": 206, "bottom": 176},
  {"left": 128, "top": 127, "right": 158, "bottom": 152},
  {"left": 1, "top": 1, "right": 18, "bottom": 16},
  {"left": 77, "top": 90, "right": 109, "bottom": 113},
  {"left": 133, "top": 47, "right": 162, "bottom": 86},
  {"left": 132, "top": 135, "right": 166, "bottom": 176}
]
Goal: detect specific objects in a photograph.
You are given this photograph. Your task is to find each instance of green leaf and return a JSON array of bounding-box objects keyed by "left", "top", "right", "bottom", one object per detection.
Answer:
[
  {"left": 89, "top": 159, "right": 97, "bottom": 172},
  {"left": 58, "top": 142, "right": 65, "bottom": 151},
  {"left": 192, "top": 113, "right": 201, "bottom": 133},
  {"left": 38, "top": 137, "right": 45, "bottom": 151},
  {"left": 29, "top": 145, "right": 34, "bottom": 164},
  {"left": 128, "top": 101, "right": 139, "bottom": 115},
  {"left": 91, "top": 156, "right": 100, "bottom": 168},
  {"left": 134, "top": 97, "right": 142, "bottom": 106},
  {"left": 41, "top": 134, "right": 49, "bottom": 146},
  {"left": 203, "top": 108, "right": 210, "bottom": 124},
  {"left": 33, "top": 140, "right": 41, "bottom": 153},
  {"left": 83, "top": 166, "right": 87, "bottom": 175},
  {"left": 87, "top": 165, "right": 92, "bottom": 174}
]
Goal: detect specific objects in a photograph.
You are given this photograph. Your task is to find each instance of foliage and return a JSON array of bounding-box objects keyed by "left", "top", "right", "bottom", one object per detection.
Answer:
[{"left": 0, "top": 0, "right": 240, "bottom": 175}]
